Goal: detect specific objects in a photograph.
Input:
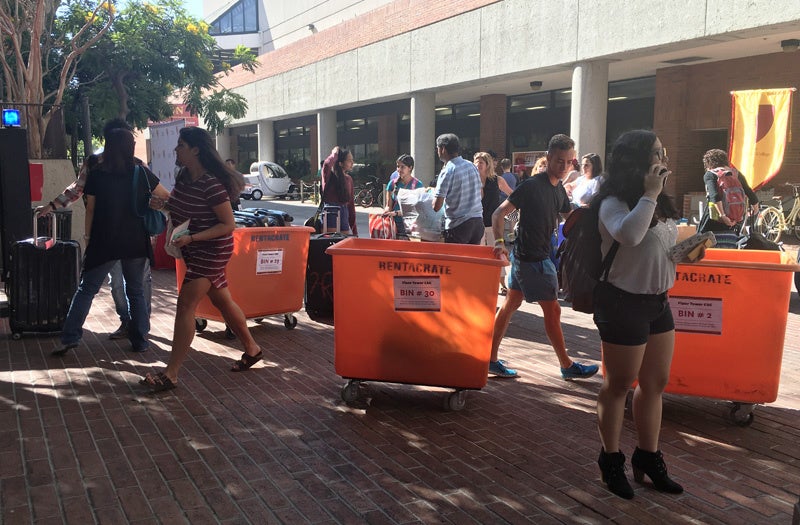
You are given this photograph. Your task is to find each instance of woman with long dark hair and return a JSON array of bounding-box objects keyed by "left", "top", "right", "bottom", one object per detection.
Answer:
[
  {"left": 53, "top": 127, "right": 157, "bottom": 356},
  {"left": 592, "top": 130, "right": 684, "bottom": 499},
  {"left": 141, "top": 127, "right": 262, "bottom": 392},
  {"left": 321, "top": 147, "right": 358, "bottom": 235}
]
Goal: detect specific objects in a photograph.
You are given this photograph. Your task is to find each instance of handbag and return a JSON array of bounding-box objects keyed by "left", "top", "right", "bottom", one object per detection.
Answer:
[
  {"left": 369, "top": 213, "right": 397, "bottom": 239},
  {"left": 737, "top": 214, "right": 782, "bottom": 251},
  {"left": 133, "top": 166, "right": 166, "bottom": 235},
  {"left": 304, "top": 200, "right": 324, "bottom": 234}
]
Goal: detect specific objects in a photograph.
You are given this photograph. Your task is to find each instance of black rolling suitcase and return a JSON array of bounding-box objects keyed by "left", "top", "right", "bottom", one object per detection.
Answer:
[
  {"left": 8, "top": 214, "right": 81, "bottom": 339},
  {"left": 305, "top": 205, "right": 345, "bottom": 317},
  {"left": 305, "top": 232, "right": 346, "bottom": 317}
]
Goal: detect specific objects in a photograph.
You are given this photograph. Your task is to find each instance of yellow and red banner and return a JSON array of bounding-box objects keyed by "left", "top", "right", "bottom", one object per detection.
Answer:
[{"left": 729, "top": 88, "right": 795, "bottom": 190}]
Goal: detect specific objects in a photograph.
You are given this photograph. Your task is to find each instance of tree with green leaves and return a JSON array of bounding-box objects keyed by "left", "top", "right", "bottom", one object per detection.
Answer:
[
  {"left": 67, "top": 0, "right": 258, "bottom": 141},
  {"left": 0, "top": 0, "right": 113, "bottom": 158}
]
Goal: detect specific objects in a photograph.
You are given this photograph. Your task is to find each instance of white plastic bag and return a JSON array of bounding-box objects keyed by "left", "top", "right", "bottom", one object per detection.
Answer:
[{"left": 396, "top": 188, "right": 444, "bottom": 241}]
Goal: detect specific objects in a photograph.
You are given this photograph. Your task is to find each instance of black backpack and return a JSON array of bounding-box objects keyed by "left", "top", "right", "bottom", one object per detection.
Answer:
[{"left": 557, "top": 206, "right": 619, "bottom": 313}]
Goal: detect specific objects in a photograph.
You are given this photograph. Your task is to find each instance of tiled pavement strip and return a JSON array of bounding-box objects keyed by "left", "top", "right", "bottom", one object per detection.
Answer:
[{"left": 1, "top": 265, "right": 799, "bottom": 524}]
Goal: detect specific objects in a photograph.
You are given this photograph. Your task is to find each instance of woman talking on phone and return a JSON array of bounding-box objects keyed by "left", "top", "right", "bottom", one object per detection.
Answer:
[{"left": 591, "top": 130, "right": 684, "bottom": 499}]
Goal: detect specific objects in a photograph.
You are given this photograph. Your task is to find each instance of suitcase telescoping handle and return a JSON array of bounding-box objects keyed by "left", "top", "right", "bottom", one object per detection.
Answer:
[{"left": 32, "top": 209, "right": 58, "bottom": 250}]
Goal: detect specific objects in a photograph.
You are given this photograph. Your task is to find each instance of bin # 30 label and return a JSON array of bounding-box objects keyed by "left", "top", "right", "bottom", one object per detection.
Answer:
[
  {"left": 668, "top": 296, "right": 722, "bottom": 335},
  {"left": 393, "top": 276, "right": 441, "bottom": 312},
  {"left": 256, "top": 249, "right": 284, "bottom": 274}
]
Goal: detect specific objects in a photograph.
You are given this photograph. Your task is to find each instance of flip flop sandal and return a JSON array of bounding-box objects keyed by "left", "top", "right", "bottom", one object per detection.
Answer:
[
  {"left": 231, "top": 351, "right": 263, "bottom": 372},
  {"left": 140, "top": 372, "right": 177, "bottom": 393}
]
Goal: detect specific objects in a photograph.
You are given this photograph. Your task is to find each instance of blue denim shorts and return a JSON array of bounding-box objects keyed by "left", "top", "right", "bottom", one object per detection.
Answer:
[{"left": 508, "top": 252, "right": 559, "bottom": 302}]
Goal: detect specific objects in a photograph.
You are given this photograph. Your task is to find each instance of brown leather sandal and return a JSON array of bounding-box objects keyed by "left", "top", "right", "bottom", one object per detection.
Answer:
[
  {"left": 231, "top": 351, "right": 263, "bottom": 372},
  {"left": 139, "top": 372, "right": 177, "bottom": 393}
]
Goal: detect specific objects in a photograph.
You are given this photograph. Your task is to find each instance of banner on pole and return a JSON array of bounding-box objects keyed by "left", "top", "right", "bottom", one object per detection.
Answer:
[{"left": 729, "top": 88, "right": 795, "bottom": 190}]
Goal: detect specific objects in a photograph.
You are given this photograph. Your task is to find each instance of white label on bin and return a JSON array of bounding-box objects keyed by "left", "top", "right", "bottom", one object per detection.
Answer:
[
  {"left": 256, "top": 249, "right": 283, "bottom": 274},
  {"left": 393, "top": 276, "right": 441, "bottom": 311},
  {"left": 668, "top": 296, "right": 722, "bottom": 335}
]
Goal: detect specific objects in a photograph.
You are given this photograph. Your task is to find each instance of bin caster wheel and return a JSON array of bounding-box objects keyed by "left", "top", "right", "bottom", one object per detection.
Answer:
[
  {"left": 224, "top": 326, "right": 237, "bottom": 340},
  {"left": 283, "top": 315, "right": 297, "bottom": 330},
  {"left": 11, "top": 332, "right": 21, "bottom": 340},
  {"left": 194, "top": 319, "right": 207, "bottom": 333},
  {"left": 729, "top": 402, "right": 755, "bottom": 427},
  {"left": 445, "top": 390, "right": 467, "bottom": 411},
  {"left": 341, "top": 380, "right": 361, "bottom": 404}
]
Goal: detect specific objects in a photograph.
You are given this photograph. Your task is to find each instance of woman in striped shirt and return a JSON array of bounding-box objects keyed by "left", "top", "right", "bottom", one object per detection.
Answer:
[{"left": 141, "top": 127, "right": 263, "bottom": 393}]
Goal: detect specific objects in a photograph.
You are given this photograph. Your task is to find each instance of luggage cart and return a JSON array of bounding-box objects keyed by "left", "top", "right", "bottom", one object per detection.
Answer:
[
  {"left": 668, "top": 248, "right": 800, "bottom": 425},
  {"left": 327, "top": 238, "right": 507, "bottom": 410},
  {"left": 177, "top": 226, "right": 314, "bottom": 334}
]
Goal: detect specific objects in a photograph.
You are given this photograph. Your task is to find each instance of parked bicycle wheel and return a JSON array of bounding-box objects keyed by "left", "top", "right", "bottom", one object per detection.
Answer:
[
  {"left": 756, "top": 206, "right": 784, "bottom": 243},
  {"left": 356, "top": 188, "right": 372, "bottom": 208},
  {"left": 792, "top": 217, "right": 800, "bottom": 242},
  {"left": 372, "top": 189, "right": 384, "bottom": 209}
]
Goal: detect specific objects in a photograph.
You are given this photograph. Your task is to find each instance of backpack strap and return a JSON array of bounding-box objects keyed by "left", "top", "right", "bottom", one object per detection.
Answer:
[{"left": 599, "top": 240, "right": 620, "bottom": 282}]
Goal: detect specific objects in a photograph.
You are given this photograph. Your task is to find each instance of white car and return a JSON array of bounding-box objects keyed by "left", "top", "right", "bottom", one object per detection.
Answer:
[{"left": 240, "top": 161, "right": 299, "bottom": 201}]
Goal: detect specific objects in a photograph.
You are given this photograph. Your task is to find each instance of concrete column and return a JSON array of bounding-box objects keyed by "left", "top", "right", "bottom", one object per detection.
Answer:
[
  {"left": 317, "top": 110, "right": 337, "bottom": 164},
  {"left": 215, "top": 128, "right": 232, "bottom": 160},
  {"left": 257, "top": 120, "right": 275, "bottom": 162},
  {"left": 410, "top": 92, "right": 435, "bottom": 184},
  {"left": 309, "top": 124, "right": 319, "bottom": 173},
  {"left": 570, "top": 61, "right": 609, "bottom": 162}
]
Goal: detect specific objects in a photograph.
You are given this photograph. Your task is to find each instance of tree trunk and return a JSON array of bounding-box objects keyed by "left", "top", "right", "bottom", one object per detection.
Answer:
[
  {"left": 82, "top": 94, "right": 92, "bottom": 157},
  {"left": 111, "top": 74, "right": 130, "bottom": 120}
]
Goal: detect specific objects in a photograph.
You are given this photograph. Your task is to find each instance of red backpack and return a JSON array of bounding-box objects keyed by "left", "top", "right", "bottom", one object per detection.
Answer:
[{"left": 711, "top": 167, "right": 747, "bottom": 223}]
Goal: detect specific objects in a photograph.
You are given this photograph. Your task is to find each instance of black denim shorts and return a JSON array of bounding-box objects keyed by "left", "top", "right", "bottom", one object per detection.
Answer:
[{"left": 592, "top": 281, "right": 674, "bottom": 346}]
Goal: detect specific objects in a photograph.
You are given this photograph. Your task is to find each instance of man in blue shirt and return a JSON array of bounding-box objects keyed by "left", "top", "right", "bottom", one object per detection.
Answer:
[
  {"left": 499, "top": 158, "right": 517, "bottom": 199},
  {"left": 432, "top": 133, "right": 484, "bottom": 244}
]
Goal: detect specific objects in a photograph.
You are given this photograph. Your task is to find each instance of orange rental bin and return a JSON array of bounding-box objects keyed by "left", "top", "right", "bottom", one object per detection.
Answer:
[
  {"left": 668, "top": 248, "right": 799, "bottom": 425},
  {"left": 326, "top": 237, "right": 507, "bottom": 410},
  {"left": 177, "top": 226, "right": 314, "bottom": 332}
]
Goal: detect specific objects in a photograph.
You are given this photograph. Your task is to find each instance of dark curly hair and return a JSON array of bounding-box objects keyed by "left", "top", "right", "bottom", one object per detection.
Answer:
[
  {"left": 703, "top": 149, "right": 729, "bottom": 170},
  {"left": 592, "top": 130, "right": 679, "bottom": 223}
]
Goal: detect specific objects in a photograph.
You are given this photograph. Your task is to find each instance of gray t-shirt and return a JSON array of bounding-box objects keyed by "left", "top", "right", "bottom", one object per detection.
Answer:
[{"left": 598, "top": 196, "right": 678, "bottom": 295}]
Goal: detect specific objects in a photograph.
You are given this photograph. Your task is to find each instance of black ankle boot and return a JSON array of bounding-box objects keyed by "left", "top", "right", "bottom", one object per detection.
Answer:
[
  {"left": 598, "top": 448, "right": 634, "bottom": 499},
  {"left": 630, "top": 447, "right": 684, "bottom": 494}
]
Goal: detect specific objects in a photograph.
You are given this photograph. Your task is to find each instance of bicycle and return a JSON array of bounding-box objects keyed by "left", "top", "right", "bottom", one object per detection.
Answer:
[
  {"left": 754, "top": 182, "right": 800, "bottom": 243},
  {"left": 355, "top": 176, "right": 384, "bottom": 208}
]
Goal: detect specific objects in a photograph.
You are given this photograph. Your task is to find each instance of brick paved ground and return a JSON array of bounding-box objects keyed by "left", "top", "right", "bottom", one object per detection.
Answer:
[{"left": 1, "top": 265, "right": 799, "bottom": 524}]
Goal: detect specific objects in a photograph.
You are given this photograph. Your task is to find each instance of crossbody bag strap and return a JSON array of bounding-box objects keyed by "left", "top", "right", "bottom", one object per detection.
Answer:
[{"left": 599, "top": 240, "right": 620, "bottom": 282}]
